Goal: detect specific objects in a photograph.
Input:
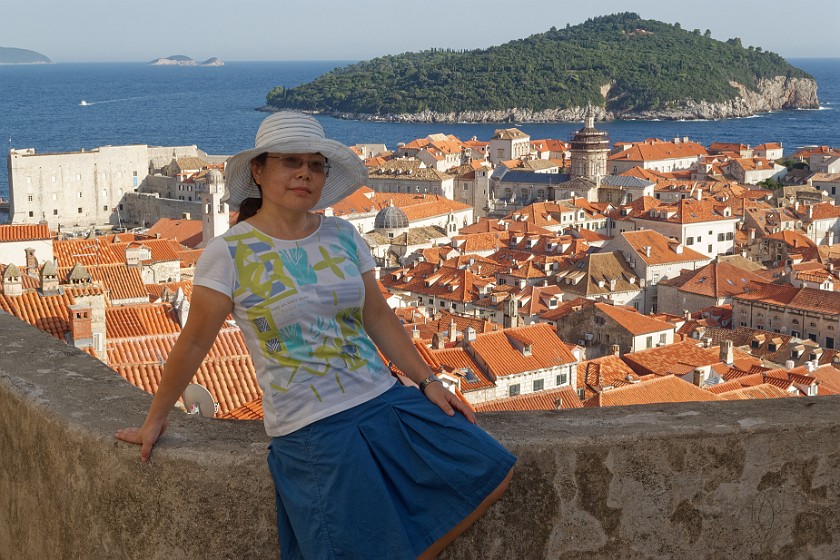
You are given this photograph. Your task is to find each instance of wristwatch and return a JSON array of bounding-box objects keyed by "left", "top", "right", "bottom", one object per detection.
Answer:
[{"left": 419, "top": 374, "right": 441, "bottom": 394}]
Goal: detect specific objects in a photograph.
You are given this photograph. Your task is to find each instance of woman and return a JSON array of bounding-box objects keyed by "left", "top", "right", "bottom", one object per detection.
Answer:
[{"left": 116, "top": 111, "right": 515, "bottom": 559}]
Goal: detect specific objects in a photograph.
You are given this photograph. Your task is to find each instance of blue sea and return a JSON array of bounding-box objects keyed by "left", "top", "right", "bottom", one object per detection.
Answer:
[{"left": 1, "top": 58, "right": 838, "bottom": 203}]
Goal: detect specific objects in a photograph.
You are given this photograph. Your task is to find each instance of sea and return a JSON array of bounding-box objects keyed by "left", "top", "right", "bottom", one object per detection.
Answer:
[{"left": 0, "top": 58, "right": 838, "bottom": 207}]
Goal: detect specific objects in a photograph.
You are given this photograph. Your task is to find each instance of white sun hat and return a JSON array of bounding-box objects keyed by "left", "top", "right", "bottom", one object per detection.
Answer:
[{"left": 222, "top": 111, "right": 367, "bottom": 210}]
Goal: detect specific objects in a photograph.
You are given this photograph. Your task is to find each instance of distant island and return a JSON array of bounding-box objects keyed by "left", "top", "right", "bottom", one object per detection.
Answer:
[
  {"left": 0, "top": 47, "right": 51, "bottom": 65},
  {"left": 264, "top": 12, "right": 818, "bottom": 122},
  {"left": 148, "top": 55, "right": 224, "bottom": 67}
]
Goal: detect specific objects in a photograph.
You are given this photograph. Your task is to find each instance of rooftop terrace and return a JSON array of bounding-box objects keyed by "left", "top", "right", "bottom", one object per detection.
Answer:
[{"left": 2, "top": 310, "right": 840, "bottom": 559}]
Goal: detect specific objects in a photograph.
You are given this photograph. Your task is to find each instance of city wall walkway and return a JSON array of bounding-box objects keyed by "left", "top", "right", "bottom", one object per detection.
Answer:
[{"left": 2, "top": 310, "right": 839, "bottom": 559}]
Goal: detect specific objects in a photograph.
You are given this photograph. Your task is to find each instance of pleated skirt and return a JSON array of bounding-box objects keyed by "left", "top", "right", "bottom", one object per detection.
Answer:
[{"left": 266, "top": 382, "right": 516, "bottom": 560}]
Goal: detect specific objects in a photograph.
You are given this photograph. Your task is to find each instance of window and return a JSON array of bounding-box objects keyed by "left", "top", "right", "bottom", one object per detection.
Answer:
[
  {"left": 103, "top": 206, "right": 108, "bottom": 211},
  {"left": 708, "top": 245, "right": 713, "bottom": 254},
  {"left": 659, "top": 333, "right": 667, "bottom": 344},
  {"left": 78, "top": 208, "right": 83, "bottom": 214},
  {"left": 686, "top": 237, "right": 694, "bottom": 245},
  {"left": 827, "top": 337, "right": 835, "bottom": 349},
  {"left": 791, "top": 331, "right": 800, "bottom": 339},
  {"left": 509, "top": 384, "right": 520, "bottom": 397},
  {"left": 809, "top": 333, "right": 817, "bottom": 342},
  {"left": 577, "top": 388, "right": 586, "bottom": 400},
  {"left": 27, "top": 195, "right": 33, "bottom": 202},
  {"left": 718, "top": 233, "right": 725, "bottom": 242},
  {"left": 28, "top": 211, "right": 34, "bottom": 218},
  {"left": 646, "top": 336, "right": 653, "bottom": 349},
  {"left": 53, "top": 209, "right": 58, "bottom": 215},
  {"left": 533, "top": 379, "right": 544, "bottom": 392},
  {"left": 556, "top": 372, "right": 568, "bottom": 386}
]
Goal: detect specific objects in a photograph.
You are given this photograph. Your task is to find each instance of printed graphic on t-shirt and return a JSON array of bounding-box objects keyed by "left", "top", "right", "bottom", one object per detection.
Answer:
[{"left": 222, "top": 225, "right": 380, "bottom": 404}]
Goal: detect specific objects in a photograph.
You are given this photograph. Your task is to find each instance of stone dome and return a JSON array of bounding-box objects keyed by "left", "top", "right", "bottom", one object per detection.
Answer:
[
  {"left": 374, "top": 203, "right": 409, "bottom": 230},
  {"left": 207, "top": 168, "right": 224, "bottom": 185}
]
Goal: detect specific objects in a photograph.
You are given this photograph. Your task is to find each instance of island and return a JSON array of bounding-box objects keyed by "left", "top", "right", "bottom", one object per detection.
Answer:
[
  {"left": 0, "top": 47, "right": 51, "bottom": 65},
  {"left": 148, "top": 55, "right": 224, "bottom": 67},
  {"left": 264, "top": 12, "right": 818, "bottom": 122}
]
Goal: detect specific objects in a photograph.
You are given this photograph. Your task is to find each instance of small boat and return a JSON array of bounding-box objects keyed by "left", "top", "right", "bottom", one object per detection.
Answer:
[{"left": 79, "top": 100, "right": 89, "bottom": 106}]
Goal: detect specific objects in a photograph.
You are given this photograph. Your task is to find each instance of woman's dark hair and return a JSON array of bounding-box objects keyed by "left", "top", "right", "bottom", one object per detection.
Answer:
[{"left": 235, "top": 153, "right": 267, "bottom": 224}]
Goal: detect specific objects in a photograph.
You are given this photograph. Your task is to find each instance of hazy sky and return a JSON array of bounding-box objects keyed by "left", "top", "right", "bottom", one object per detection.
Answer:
[{"left": 3, "top": 1, "right": 838, "bottom": 62}]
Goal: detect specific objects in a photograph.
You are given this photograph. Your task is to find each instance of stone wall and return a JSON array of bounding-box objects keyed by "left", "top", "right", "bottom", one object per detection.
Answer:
[{"left": 2, "top": 310, "right": 840, "bottom": 559}]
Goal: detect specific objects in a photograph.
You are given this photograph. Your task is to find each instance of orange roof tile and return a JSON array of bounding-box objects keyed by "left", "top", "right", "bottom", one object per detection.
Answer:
[
  {"left": 108, "top": 328, "right": 259, "bottom": 416},
  {"left": 468, "top": 323, "right": 577, "bottom": 378},
  {"left": 106, "top": 304, "right": 182, "bottom": 338},
  {"left": 595, "top": 302, "right": 674, "bottom": 335},
  {"left": 473, "top": 386, "right": 582, "bottom": 411},
  {"left": 620, "top": 230, "right": 708, "bottom": 265},
  {"left": 145, "top": 218, "right": 205, "bottom": 248},
  {"left": 584, "top": 375, "right": 719, "bottom": 407},
  {"left": 0, "top": 224, "right": 51, "bottom": 241}
]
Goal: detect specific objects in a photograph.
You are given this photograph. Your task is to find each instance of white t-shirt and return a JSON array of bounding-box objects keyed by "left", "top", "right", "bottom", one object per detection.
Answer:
[{"left": 194, "top": 216, "right": 395, "bottom": 436}]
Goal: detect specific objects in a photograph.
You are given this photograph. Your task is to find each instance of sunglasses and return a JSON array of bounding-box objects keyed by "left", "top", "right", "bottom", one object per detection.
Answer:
[{"left": 266, "top": 155, "right": 330, "bottom": 175}]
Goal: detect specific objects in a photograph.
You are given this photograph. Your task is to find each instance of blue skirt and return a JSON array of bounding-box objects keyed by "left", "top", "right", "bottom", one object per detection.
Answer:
[{"left": 266, "top": 382, "right": 516, "bottom": 560}]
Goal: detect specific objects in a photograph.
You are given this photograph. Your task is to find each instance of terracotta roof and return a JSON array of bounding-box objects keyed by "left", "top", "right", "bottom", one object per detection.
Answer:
[
  {"left": 473, "top": 386, "right": 582, "bottom": 411},
  {"left": 0, "top": 224, "right": 51, "bottom": 241},
  {"left": 659, "top": 260, "right": 767, "bottom": 298},
  {"left": 608, "top": 139, "right": 707, "bottom": 163},
  {"left": 559, "top": 251, "right": 640, "bottom": 297},
  {"left": 429, "top": 347, "right": 494, "bottom": 392},
  {"left": 58, "top": 263, "right": 148, "bottom": 303},
  {"left": 382, "top": 262, "right": 490, "bottom": 304},
  {"left": 0, "top": 290, "right": 73, "bottom": 340},
  {"left": 620, "top": 230, "right": 708, "bottom": 265},
  {"left": 734, "top": 282, "right": 840, "bottom": 315},
  {"left": 109, "top": 328, "right": 259, "bottom": 416},
  {"left": 715, "top": 383, "right": 793, "bottom": 400},
  {"left": 218, "top": 398, "right": 264, "bottom": 420},
  {"left": 621, "top": 340, "right": 760, "bottom": 377},
  {"left": 468, "top": 323, "right": 577, "bottom": 379},
  {"left": 106, "top": 304, "right": 182, "bottom": 338},
  {"left": 637, "top": 198, "right": 736, "bottom": 224},
  {"left": 577, "top": 354, "right": 641, "bottom": 400},
  {"left": 595, "top": 302, "right": 675, "bottom": 336},
  {"left": 145, "top": 218, "right": 205, "bottom": 248},
  {"left": 584, "top": 375, "right": 720, "bottom": 407}
]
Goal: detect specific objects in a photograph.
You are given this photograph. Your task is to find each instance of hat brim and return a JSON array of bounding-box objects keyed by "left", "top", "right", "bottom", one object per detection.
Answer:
[{"left": 222, "top": 137, "right": 367, "bottom": 211}]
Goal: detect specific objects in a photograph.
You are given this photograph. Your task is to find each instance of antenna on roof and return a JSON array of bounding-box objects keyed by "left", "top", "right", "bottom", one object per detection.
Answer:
[{"left": 183, "top": 383, "right": 217, "bottom": 418}]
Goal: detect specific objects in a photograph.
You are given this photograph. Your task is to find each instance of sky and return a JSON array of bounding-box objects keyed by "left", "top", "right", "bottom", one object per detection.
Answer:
[{"left": 2, "top": 1, "right": 838, "bottom": 63}]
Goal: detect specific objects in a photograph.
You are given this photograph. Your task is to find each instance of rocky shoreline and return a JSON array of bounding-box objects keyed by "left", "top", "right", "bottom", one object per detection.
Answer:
[{"left": 260, "top": 75, "right": 819, "bottom": 123}]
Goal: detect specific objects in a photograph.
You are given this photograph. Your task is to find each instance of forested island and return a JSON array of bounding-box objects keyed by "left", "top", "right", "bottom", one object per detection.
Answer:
[
  {"left": 0, "top": 47, "right": 51, "bottom": 64},
  {"left": 264, "top": 13, "right": 819, "bottom": 122}
]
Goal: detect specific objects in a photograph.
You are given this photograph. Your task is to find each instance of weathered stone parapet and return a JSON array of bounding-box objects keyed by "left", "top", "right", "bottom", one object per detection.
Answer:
[{"left": 1, "top": 310, "right": 839, "bottom": 559}]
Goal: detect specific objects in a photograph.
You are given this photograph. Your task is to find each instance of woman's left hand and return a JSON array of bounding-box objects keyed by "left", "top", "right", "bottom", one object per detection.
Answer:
[{"left": 424, "top": 381, "right": 476, "bottom": 424}]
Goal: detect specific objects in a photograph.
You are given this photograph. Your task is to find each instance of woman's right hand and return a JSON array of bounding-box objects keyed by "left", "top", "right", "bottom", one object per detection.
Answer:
[{"left": 115, "top": 417, "right": 169, "bottom": 463}]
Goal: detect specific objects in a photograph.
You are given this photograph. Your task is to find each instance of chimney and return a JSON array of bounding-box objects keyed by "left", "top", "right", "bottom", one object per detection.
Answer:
[
  {"left": 449, "top": 318, "right": 458, "bottom": 343},
  {"left": 611, "top": 344, "right": 620, "bottom": 356},
  {"left": 806, "top": 360, "right": 817, "bottom": 372},
  {"left": 683, "top": 310, "right": 691, "bottom": 321},
  {"left": 720, "top": 339, "right": 734, "bottom": 366},
  {"left": 695, "top": 188, "right": 702, "bottom": 201},
  {"left": 674, "top": 243, "right": 684, "bottom": 254},
  {"left": 465, "top": 326, "right": 477, "bottom": 343},
  {"left": 24, "top": 248, "right": 38, "bottom": 277},
  {"left": 748, "top": 228, "right": 756, "bottom": 241},
  {"left": 644, "top": 246, "right": 651, "bottom": 258},
  {"left": 432, "top": 332, "right": 445, "bottom": 350},
  {"left": 785, "top": 359, "right": 795, "bottom": 370},
  {"left": 411, "top": 325, "right": 420, "bottom": 339},
  {"left": 703, "top": 337, "right": 712, "bottom": 348},
  {"left": 808, "top": 205, "right": 814, "bottom": 219},
  {"left": 68, "top": 303, "right": 93, "bottom": 349}
]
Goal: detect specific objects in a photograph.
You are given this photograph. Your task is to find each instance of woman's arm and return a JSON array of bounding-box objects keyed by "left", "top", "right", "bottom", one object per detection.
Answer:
[
  {"left": 115, "top": 286, "right": 233, "bottom": 462},
  {"left": 361, "top": 271, "right": 476, "bottom": 424}
]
